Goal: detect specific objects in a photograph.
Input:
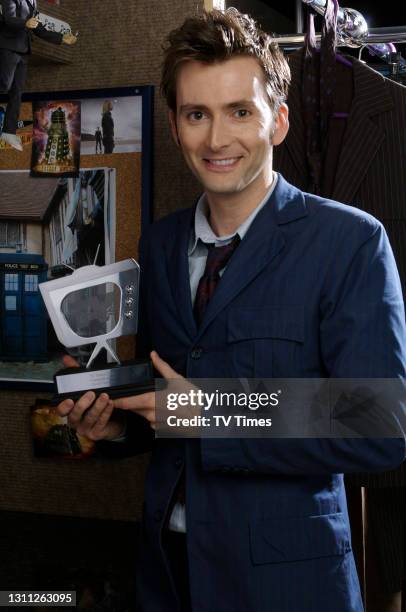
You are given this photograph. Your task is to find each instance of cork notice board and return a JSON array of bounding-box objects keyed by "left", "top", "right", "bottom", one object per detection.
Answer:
[{"left": 0, "top": 86, "right": 153, "bottom": 391}]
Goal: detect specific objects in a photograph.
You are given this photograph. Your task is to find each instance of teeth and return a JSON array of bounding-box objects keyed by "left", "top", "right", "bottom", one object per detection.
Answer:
[{"left": 208, "top": 158, "right": 238, "bottom": 166}]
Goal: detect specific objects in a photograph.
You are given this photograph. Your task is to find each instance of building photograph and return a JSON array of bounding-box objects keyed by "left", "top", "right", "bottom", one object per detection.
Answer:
[{"left": 0, "top": 168, "right": 116, "bottom": 381}]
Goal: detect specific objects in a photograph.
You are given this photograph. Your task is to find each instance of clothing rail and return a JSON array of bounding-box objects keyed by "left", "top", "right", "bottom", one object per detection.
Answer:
[
  {"left": 294, "top": 0, "right": 406, "bottom": 65},
  {"left": 368, "top": 28, "right": 406, "bottom": 44},
  {"left": 273, "top": 27, "right": 406, "bottom": 47}
]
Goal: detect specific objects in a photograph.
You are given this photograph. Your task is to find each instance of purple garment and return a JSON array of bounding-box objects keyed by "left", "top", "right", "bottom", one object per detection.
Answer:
[{"left": 302, "top": 0, "right": 339, "bottom": 195}]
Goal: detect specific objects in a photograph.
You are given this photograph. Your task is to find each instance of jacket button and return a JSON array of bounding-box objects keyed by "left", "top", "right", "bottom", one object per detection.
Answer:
[
  {"left": 190, "top": 347, "right": 203, "bottom": 359},
  {"left": 174, "top": 457, "right": 183, "bottom": 468},
  {"left": 154, "top": 510, "right": 163, "bottom": 522}
]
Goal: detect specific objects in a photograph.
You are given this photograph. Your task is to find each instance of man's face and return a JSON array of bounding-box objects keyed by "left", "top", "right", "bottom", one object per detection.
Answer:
[{"left": 169, "top": 56, "right": 288, "bottom": 200}]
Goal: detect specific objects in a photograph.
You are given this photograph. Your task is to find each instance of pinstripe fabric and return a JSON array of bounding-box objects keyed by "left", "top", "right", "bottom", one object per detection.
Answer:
[
  {"left": 367, "top": 488, "right": 406, "bottom": 592},
  {"left": 274, "top": 49, "right": 406, "bottom": 487},
  {"left": 275, "top": 50, "right": 406, "bottom": 220}
]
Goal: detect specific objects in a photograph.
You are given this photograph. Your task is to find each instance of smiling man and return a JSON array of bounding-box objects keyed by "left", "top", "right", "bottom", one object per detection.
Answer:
[
  {"left": 56, "top": 9, "right": 406, "bottom": 612},
  {"left": 170, "top": 56, "right": 288, "bottom": 224}
]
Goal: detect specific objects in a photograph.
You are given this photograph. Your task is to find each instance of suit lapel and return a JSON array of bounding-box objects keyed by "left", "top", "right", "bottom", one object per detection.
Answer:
[
  {"left": 25, "top": 0, "right": 36, "bottom": 15},
  {"left": 195, "top": 175, "right": 308, "bottom": 340},
  {"left": 166, "top": 208, "right": 198, "bottom": 340},
  {"left": 332, "top": 58, "right": 394, "bottom": 204}
]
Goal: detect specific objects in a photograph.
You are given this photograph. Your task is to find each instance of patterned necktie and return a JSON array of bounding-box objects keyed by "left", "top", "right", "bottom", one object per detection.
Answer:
[{"left": 193, "top": 234, "right": 241, "bottom": 327}]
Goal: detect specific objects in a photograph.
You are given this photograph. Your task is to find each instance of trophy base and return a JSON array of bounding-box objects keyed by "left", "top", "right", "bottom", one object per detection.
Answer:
[{"left": 51, "top": 358, "right": 154, "bottom": 405}]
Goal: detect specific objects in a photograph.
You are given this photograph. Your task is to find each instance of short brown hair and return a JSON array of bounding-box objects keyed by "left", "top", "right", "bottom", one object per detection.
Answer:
[{"left": 161, "top": 8, "right": 291, "bottom": 114}]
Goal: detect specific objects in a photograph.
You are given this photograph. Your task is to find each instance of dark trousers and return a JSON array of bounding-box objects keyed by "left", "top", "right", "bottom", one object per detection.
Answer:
[
  {"left": 0, "top": 49, "right": 28, "bottom": 134},
  {"left": 103, "top": 137, "right": 114, "bottom": 154},
  {"left": 162, "top": 530, "right": 192, "bottom": 611}
]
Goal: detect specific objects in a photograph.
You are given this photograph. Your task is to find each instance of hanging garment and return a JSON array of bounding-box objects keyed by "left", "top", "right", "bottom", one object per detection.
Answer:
[
  {"left": 274, "top": 49, "right": 406, "bottom": 219},
  {"left": 274, "top": 48, "right": 406, "bottom": 488}
]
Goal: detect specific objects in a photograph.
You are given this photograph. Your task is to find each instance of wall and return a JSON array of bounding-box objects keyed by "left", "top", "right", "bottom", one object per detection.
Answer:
[{"left": 0, "top": 0, "right": 203, "bottom": 521}]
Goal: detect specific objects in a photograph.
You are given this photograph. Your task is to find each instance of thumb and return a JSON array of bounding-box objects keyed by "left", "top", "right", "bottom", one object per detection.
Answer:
[
  {"left": 150, "top": 350, "right": 182, "bottom": 379},
  {"left": 62, "top": 354, "right": 80, "bottom": 369}
]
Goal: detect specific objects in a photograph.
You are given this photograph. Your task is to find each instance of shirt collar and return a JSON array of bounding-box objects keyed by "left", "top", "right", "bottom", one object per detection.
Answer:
[{"left": 189, "top": 172, "right": 278, "bottom": 256}]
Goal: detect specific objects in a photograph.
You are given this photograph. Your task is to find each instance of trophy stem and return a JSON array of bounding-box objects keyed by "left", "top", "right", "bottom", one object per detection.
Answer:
[
  {"left": 86, "top": 339, "right": 121, "bottom": 369},
  {"left": 104, "top": 340, "right": 121, "bottom": 365}
]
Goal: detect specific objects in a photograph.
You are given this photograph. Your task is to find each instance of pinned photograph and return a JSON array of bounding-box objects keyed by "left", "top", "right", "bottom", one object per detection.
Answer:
[
  {"left": 30, "top": 399, "right": 95, "bottom": 459},
  {"left": 31, "top": 100, "right": 81, "bottom": 177},
  {"left": 0, "top": 168, "right": 116, "bottom": 386},
  {"left": 81, "top": 96, "right": 142, "bottom": 154}
]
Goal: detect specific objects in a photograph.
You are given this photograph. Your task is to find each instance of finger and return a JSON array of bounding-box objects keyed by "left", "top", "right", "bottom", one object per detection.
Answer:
[
  {"left": 113, "top": 391, "right": 155, "bottom": 411},
  {"left": 67, "top": 391, "right": 96, "bottom": 427},
  {"left": 79, "top": 393, "right": 110, "bottom": 429},
  {"left": 150, "top": 351, "right": 182, "bottom": 380},
  {"left": 89, "top": 401, "right": 115, "bottom": 439},
  {"left": 83, "top": 399, "right": 115, "bottom": 440},
  {"left": 62, "top": 354, "right": 80, "bottom": 369},
  {"left": 56, "top": 398, "right": 74, "bottom": 417}
]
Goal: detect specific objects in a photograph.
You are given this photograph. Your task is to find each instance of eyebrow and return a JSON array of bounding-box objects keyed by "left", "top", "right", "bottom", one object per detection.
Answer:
[{"left": 179, "top": 100, "right": 255, "bottom": 114}]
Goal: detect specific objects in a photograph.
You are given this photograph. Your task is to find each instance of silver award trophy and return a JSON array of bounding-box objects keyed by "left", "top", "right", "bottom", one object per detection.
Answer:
[{"left": 39, "top": 259, "right": 154, "bottom": 403}]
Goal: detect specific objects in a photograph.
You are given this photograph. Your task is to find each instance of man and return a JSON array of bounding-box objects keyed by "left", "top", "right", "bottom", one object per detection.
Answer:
[
  {"left": 57, "top": 9, "right": 406, "bottom": 612},
  {"left": 95, "top": 126, "right": 102, "bottom": 154},
  {"left": 101, "top": 99, "right": 114, "bottom": 153},
  {"left": 0, "top": 0, "right": 76, "bottom": 151}
]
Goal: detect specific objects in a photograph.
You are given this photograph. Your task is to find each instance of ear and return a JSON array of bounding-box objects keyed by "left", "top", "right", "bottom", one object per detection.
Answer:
[
  {"left": 271, "top": 103, "right": 289, "bottom": 146},
  {"left": 168, "top": 110, "right": 180, "bottom": 147}
]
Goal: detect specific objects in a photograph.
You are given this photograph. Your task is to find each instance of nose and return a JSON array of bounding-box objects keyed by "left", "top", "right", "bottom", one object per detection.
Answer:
[{"left": 205, "top": 116, "right": 232, "bottom": 152}]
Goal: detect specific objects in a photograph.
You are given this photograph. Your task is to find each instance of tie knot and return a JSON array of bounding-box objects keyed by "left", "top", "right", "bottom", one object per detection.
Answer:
[{"left": 204, "top": 234, "right": 240, "bottom": 278}]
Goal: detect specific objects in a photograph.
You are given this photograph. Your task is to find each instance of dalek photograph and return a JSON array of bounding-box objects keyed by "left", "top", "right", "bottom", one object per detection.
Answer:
[
  {"left": 31, "top": 100, "right": 81, "bottom": 177},
  {"left": 44, "top": 107, "right": 72, "bottom": 165}
]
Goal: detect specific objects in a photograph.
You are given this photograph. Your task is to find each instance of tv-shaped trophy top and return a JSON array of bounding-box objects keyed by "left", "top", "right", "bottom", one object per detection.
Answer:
[{"left": 39, "top": 258, "right": 154, "bottom": 403}]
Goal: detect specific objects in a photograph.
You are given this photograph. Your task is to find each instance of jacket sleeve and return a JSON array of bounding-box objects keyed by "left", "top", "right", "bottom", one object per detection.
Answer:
[
  {"left": 0, "top": 0, "right": 27, "bottom": 30},
  {"left": 201, "top": 221, "right": 406, "bottom": 475}
]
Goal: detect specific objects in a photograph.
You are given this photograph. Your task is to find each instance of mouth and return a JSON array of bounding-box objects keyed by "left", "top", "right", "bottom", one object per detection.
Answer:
[{"left": 203, "top": 157, "right": 242, "bottom": 171}]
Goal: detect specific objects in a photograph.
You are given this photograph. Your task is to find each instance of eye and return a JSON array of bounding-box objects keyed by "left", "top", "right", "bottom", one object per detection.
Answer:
[
  {"left": 188, "top": 110, "right": 206, "bottom": 121},
  {"left": 234, "top": 109, "right": 251, "bottom": 118}
]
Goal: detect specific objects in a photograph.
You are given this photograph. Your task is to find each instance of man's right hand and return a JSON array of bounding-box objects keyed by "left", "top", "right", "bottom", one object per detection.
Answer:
[
  {"left": 26, "top": 17, "right": 40, "bottom": 29},
  {"left": 55, "top": 355, "right": 126, "bottom": 442}
]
